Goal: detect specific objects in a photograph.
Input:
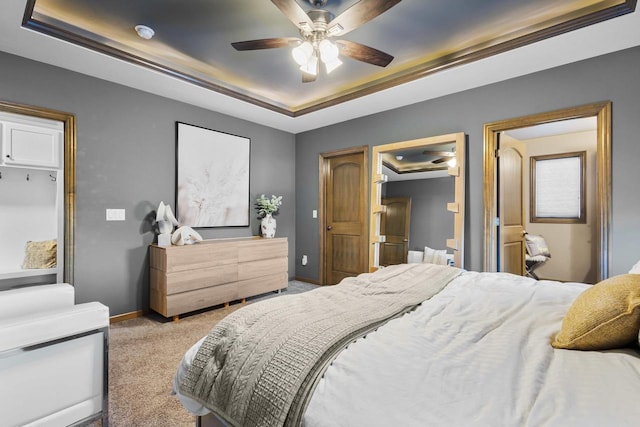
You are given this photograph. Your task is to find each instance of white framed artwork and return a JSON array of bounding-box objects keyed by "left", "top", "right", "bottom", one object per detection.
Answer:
[{"left": 176, "top": 122, "right": 250, "bottom": 227}]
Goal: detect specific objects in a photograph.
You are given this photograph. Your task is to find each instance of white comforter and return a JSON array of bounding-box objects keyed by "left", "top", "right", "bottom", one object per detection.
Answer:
[{"left": 175, "top": 271, "right": 640, "bottom": 426}]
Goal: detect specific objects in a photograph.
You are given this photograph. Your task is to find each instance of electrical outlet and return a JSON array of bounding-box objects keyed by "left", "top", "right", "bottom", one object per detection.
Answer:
[{"left": 106, "top": 208, "right": 126, "bottom": 221}]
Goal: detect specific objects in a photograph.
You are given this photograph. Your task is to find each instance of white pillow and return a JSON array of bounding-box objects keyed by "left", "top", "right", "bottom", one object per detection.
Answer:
[
  {"left": 423, "top": 246, "right": 448, "bottom": 265},
  {"left": 407, "top": 250, "right": 424, "bottom": 264},
  {"left": 629, "top": 260, "right": 640, "bottom": 274}
]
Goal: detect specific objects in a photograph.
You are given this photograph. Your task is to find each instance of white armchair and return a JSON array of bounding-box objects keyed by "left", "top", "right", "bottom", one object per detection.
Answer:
[{"left": 0, "top": 283, "right": 109, "bottom": 427}]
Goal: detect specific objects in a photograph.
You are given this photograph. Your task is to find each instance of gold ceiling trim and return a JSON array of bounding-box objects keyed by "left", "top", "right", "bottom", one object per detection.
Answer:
[
  {"left": 293, "top": 0, "right": 636, "bottom": 115},
  {"left": 382, "top": 158, "right": 447, "bottom": 175},
  {"left": 22, "top": 1, "right": 293, "bottom": 116},
  {"left": 22, "top": 0, "right": 636, "bottom": 117}
]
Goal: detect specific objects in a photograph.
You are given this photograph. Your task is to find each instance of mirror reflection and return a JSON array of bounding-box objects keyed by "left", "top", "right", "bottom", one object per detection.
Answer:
[{"left": 369, "top": 133, "right": 465, "bottom": 270}]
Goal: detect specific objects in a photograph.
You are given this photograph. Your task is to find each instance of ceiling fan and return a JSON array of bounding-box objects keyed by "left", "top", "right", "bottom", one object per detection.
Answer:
[
  {"left": 231, "top": 0, "right": 402, "bottom": 82},
  {"left": 422, "top": 148, "right": 456, "bottom": 165}
]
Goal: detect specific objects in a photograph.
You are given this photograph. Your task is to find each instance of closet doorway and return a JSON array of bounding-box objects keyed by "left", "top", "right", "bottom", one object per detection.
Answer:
[
  {"left": 0, "top": 100, "right": 76, "bottom": 287},
  {"left": 483, "top": 102, "right": 611, "bottom": 282}
]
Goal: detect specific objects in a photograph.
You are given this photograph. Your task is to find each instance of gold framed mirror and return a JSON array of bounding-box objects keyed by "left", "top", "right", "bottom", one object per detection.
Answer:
[
  {"left": 369, "top": 132, "right": 466, "bottom": 271},
  {"left": 0, "top": 100, "right": 76, "bottom": 284}
]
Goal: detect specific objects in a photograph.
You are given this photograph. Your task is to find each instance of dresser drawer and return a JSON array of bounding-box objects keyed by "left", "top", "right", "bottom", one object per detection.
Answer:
[
  {"left": 236, "top": 273, "right": 288, "bottom": 300},
  {"left": 163, "top": 281, "right": 241, "bottom": 317},
  {"left": 150, "top": 243, "right": 238, "bottom": 273},
  {"left": 238, "top": 257, "right": 288, "bottom": 281},
  {"left": 151, "top": 264, "right": 238, "bottom": 295},
  {"left": 238, "top": 238, "right": 287, "bottom": 262}
]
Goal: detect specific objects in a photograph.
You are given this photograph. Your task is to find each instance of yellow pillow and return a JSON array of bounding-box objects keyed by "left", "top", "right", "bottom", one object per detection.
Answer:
[
  {"left": 22, "top": 240, "right": 57, "bottom": 269},
  {"left": 552, "top": 274, "right": 640, "bottom": 350}
]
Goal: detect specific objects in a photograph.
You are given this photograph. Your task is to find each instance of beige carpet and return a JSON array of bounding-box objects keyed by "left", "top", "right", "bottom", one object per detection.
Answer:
[
  {"left": 107, "top": 303, "right": 244, "bottom": 427},
  {"left": 105, "top": 281, "right": 317, "bottom": 426}
]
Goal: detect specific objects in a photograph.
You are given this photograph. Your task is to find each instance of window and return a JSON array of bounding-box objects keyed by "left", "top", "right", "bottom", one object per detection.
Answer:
[{"left": 530, "top": 151, "right": 586, "bottom": 223}]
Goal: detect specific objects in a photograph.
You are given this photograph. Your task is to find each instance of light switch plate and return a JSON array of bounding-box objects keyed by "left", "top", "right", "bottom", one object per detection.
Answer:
[{"left": 106, "top": 208, "right": 126, "bottom": 221}]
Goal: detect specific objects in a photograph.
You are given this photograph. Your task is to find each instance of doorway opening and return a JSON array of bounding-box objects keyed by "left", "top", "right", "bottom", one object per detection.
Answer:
[
  {"left": 0, "top": 100, "right": 76, "bottom": 287},
  {"left": 483, "top": 102, "right": 611, "bottom": 282}
]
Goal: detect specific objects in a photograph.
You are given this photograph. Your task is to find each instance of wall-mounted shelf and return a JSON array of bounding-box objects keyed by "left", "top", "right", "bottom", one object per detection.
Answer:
[
  {"left": 372, "top": 205, "right": 387, "bottom": 214},
  {"left": 373, "top": 173, "right": 389, "bottom": 184},
  {"left": 446, "top": 239, "right": 459, "bottom": 251},
  {"left": 370, "top": 235, "right": 386, "bottom": 243}
]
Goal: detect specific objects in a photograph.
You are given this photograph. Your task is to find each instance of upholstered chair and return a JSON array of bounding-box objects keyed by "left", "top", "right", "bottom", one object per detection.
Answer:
[{"left": 0, "top": 283, "right": 109, "bottom": 426}]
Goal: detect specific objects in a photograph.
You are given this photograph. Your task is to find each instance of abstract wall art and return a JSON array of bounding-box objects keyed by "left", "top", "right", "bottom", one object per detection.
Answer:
[{"left": 176, "top": 122, "right": 250, "bottom": 227}]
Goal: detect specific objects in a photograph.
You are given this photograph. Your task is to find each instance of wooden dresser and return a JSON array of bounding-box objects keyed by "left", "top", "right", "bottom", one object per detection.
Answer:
[{"left": 149, "top": 237, "right": 288, "bottom": 320}]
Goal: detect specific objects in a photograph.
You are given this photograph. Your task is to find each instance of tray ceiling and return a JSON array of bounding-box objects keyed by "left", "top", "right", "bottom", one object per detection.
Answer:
[{"left": 23, "top": 0, "right": 636, "bottom": 117}]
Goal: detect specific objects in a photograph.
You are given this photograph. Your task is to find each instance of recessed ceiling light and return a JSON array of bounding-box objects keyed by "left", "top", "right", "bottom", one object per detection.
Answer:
[
  {"left": 395, "top": 155, "right": 404, "bottom": 160},
  {"left": 135, "top": 25, "right": 155, "bottom": 40}
]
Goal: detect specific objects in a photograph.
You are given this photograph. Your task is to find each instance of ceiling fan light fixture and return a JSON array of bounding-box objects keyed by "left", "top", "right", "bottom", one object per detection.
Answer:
[
  {"left": 292, "top": 41, "right": 313, "bottom": 66},
  {"left": 300, "top": 54, "right": 319, "bottom": 76},
  {"left": 324, "top": 57, "right": 342, "bottom": 74},
  {"left": 232, "top": 0, "right": 400, "bottom": 82},
  {"left": 447, "top": 158, "right": 457, "bottom": 168},
  {"left": 318, "top": 39, "right": 339, "bottom": 62}
]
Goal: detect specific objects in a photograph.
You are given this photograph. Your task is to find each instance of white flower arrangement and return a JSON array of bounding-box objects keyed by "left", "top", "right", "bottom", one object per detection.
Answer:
[{"left": 255, "top": 194, "right": 283, "bottom": 218}]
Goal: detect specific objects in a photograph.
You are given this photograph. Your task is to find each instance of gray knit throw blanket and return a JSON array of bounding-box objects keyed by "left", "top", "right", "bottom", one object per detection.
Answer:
[{"left": 180, "top": 263, "right": 461, "bottom": 427}]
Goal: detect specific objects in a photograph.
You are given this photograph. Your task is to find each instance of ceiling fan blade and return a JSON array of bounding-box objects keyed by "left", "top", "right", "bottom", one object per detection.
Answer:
[
  {"left": 423, "top": 150, "right": 455, "bottom": 157},
  {"left": 231, "top": 37, "right": 299, "bottom": 51},
  {"left": 336, "top": 40, "right": 393, "bottom": 67},
  {"left": 431, "top": 157, "right": 448, "bottom": 164},
  {"left": 271, "top": 0, "right": 314, "bottom": 31},
  {"left": 328, "top": 0, "right": 402, "bottom": 37}
]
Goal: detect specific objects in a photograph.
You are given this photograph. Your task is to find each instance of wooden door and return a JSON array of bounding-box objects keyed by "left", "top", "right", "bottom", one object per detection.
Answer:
[
  {"left": 498, "top": 139, "right": 526, "bottom": 275},
  {"left": 380, "top": 197, "right": 411, "bottom": 266},
  {"left": 322, "top": 149, "right": 367, "bottom": 285}
]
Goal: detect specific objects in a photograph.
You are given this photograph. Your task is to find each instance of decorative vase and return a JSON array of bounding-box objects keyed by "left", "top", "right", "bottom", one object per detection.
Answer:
[{"left": 261, "top": 214, "right": 277, "bottom": 238}]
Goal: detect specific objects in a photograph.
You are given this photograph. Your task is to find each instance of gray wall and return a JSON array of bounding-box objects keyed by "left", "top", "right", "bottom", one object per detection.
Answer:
[
  {"left": 0, "top": 51, "right": 296, "bottom": 316},
  {"left": 295, "top": 46, "right": 640, "bottom": 281},
  {"left": 3, "top": 46, "right": 639, "bottom": 312},
  {"left": 385, "top": 177, "right": 454, "bottom": 252}
]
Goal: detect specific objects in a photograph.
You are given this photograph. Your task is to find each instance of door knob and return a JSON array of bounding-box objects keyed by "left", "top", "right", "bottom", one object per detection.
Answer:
[{"left": 326, "top": 225, "right": 332, "bottom": 230}]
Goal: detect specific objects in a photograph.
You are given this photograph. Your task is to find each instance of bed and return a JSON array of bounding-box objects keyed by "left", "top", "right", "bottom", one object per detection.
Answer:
[{"left": 173, "top": 263, "right": 640, "bottom": 427}]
